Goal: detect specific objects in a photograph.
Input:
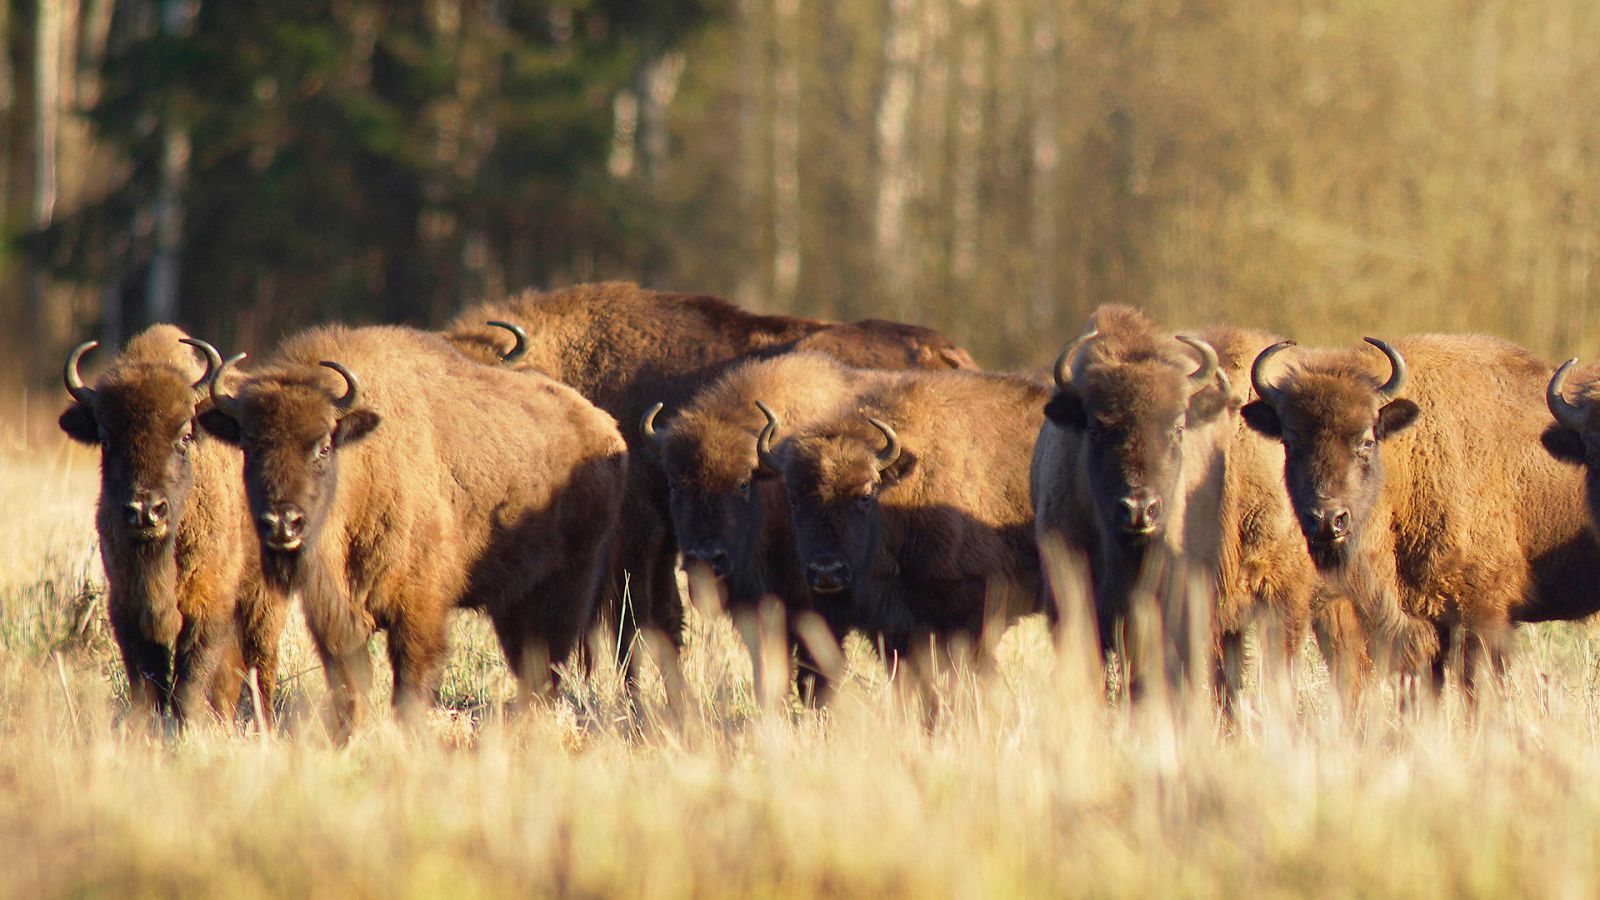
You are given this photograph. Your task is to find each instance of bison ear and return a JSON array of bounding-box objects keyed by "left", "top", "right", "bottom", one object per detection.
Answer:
[
  {"left": 198, "top": 409, "right": 242, "bottom": 445},
  {"left": 1186, "top": 385, "right": 1232, "bottom": 424},
  {"left": 58, "top": 404, "right": 98, "bottom": 445},
  {"left": 1239, "top": 401, "right": 1282, "bottom": 438},
  {"left": 1541, "top": 424, "right": 1587, "bottom": 465},
  {"left": 333, "top": 409, "right": 381, "bottom": 447},
  {"left": 1043, "top": 390, "right": 1087, "bottom": 429},
  {"left": 1375, "top": 398, "right": 1420, "bottom": 439},
  {"left": 879, "top": 450, "right": 917, "bottom": 486}
]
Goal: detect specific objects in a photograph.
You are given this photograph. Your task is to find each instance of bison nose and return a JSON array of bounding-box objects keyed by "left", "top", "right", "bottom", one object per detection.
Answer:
[
  {"left": 806, "top": 557, "right": 851, "bottom": 594},
  {"left": 258, "top": 506, "right": 306, "bottom": 550},
  {"left": 123, "top": 495, "right": 170, "bottom": 534},
  {"left": 1117, "top": 489, "right": 1163, "bottom": 534},
  {"left": 1301, "top": 507, "right": 1352, "bottom": 542},
  {"left": 683, "top": 546, "right": 730, "bottom": 578}
]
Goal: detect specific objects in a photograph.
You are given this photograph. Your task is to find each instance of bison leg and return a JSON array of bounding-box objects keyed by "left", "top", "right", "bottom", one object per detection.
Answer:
[
  {"left": 316, "top": 638, "right": 374, "bottom": 743},
  {"left": 497, "top": 557, "right": 608, "bottom": 704},
  {"left": 384, "top": 607, "right": 450, "bottom": 724},
  {"left": 239, "top": 592, "right": 288, "bottom": 728},
  {"left": 1212, "top": 628, "right": 1245, "bottom": 716},
  {"left": 173, "top": 610, "right": 244, "bottom": 725},
  {"left": 109, "top": 603, "right": 175, "bottom": 720}
]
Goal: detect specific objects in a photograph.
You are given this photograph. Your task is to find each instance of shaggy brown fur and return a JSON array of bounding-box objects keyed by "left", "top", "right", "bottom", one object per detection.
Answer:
[
  {"left": 442, "top": 282, "right": 977, "bottom": 676},
  {"left": 1244, "top": 334, "right": 1600, "bottom": 687},
  {"left": 653, "top": 352, "right": 869, "bottom": 698},
  {"left": 58, "top": 325, "right": 279, "bottom": 724},
  {"left": 1031, "top": 306, "right": 1368, "bottom": 702},
  {"left": 772, "top": 369, "right": 1050, "bottom": 657},
  {"left": 200, "top": 325, "right": 627, "bottom": 737}
]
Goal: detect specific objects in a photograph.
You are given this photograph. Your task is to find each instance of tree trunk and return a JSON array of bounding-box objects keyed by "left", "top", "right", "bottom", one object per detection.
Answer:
[
  {"left": 145, "top": 0, "right": 198, "bottom": 326},
  {"left": 771, "top": 0, "right": 801, "bottom": 308},
  {"left": 872, "top": 0, "right": 917, "bottom": 315}
]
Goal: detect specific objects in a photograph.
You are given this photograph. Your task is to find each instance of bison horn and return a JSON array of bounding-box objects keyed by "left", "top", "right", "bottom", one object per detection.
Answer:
[
  {"left": 1548, "top": 358, "right": 1587, "bottom": 431},
  {"left": 210, "top": 351, "right": 246, "bottom": 418},
  {"left": 63, "top": 340, "right": 98, "bottom": 406},
  {"left": 1364, "top": 337, "right": 1408, "bottom": 399},
  {"left": 1052, "top": 330, "right": 1100, "bottom": 392},
  {"left": 1250, "top": 340, "right": 1295, "bottom": 406},
  {"left": 755, "top": 401, "right": 782, "bottom": 475},
  {"left": 486, "top": 320, "right": 528, "bottom": 364},
  {"left": 641, "top": 402, "right": 664, "bottom": 443},
  {"left": 179, "top": 338, "right": 225, "bottom": 392},
  {"left": 868, "top": 417, "right": 901, "bottom": 473},
  {"left": 319, "top": 361, "right": 361, "bottom": 411},
  {"left": 1175, "top": 335, "right": 1220, "bottom": 394}
]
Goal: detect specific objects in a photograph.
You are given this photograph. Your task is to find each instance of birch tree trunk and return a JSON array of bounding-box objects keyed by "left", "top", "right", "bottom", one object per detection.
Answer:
[
  {"left": 1029, "top": 5, "right": 1060, "bottom": 328},
  {"left": 873, "top": 0, "right": 917, "bottom": 314},
  {"left": 27, "top": 0, "right": 65, "bottom": 365},
  {"left": 771, "top": 0, "right": 802, "bottom": 308},
  {"left": 145, "top": 0, "right": 199, "bottom": 325}
]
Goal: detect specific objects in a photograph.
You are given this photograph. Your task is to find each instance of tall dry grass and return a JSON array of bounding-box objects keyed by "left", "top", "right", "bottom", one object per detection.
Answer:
[{"left": 5, "top": 435, "right": 1600, "bottom": 898}]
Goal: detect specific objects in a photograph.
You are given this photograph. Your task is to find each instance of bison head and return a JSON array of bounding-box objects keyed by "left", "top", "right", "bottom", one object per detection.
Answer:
[
  {"left": 770, "top": 412, "right": 911, "bottom": 595},
  {"left": 1042, "top": 328, "right": 1231, "bottom": 546},
  {"left": 1543, "top": 360, "right": 1600, "bottom": 513},
  {"left": 199, "top": 357, "right": 380, "bottom": 580},
  {"left": 59, "top": 337, "right": 227, "bottom": 545},
  {"left": 643, "top": 400, "right": 774, "bottom": 583},
  {"left": 1241, "top": 338, "right": 1419, "bottom": 570}
]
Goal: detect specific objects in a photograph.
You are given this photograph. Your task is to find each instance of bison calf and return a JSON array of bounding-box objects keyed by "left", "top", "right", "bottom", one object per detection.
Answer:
[
  {"left": 58, "top": 326, "right": 279, "bottom": 724},
  {"left": 200, "top": 325, "right": 627, "bottom": 736},
  {"left": 765, "top": 369, "right": 1050, "bottom": 663},
  {"left": 1245, "top": 335, "right": 1600, "bottom": 690}
]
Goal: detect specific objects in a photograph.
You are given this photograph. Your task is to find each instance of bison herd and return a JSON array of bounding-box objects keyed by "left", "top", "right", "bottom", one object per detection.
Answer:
[{"left": 56, "top": 281, "right": 1600, "bottom": 735}]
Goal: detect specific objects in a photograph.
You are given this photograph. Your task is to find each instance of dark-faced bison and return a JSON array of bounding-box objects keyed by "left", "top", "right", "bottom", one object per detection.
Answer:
[
  {"left": 200, "top": 325, "right": 627, "bottom": 735},
  {"left": 1030, "top": 306, "right": 1362, "bottom": 702},
  {"left": 644, "top": 351, "right": 863, "bottom": 698},
  {"left": 1244, "top": 334, "right": 1600, "bottom": 688},
  {"left": 442, "top": 282, "right": 976, "bottom": 675},
  {"left": 58, "top": 325, "right": 280, "bottom": 724},
  {"left": 765, "top": 368, "right": 1050, "bottom": 660}
]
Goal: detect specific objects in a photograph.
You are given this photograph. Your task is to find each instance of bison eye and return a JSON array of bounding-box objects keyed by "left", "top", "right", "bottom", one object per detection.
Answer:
[
  {"left": 1357, "top": 438, "right": 1376, "bottom": 459},
  {"left": 855, "top": 496, "right": 873, "bottom": 511},
  {"left": 316, "top": 441, "right": 332, "bottom": 460},
  {"left": 176, "top": 431, "right": 193, "bottom": 454},
  {"left": 736, "top": 479, "right": 751, "bottom": 496}
]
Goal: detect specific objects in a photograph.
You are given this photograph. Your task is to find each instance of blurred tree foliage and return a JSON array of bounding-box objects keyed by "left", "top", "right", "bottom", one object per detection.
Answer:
[
  {"left": 5, "top": 0, "right": 1600, "bottom": 384},
  {"left": 18, "top": 0, "right": 713, "bottom": 360}
]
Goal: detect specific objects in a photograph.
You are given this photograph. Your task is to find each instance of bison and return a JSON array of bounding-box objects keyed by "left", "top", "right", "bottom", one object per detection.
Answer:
[
  {"left": 642, "top": 352, "right": 863, "bottom": 699},
  {"left": 1243, "top": 334, "right": 1600, "bottom": 689},
  {"left": 1030, "top": 306, "right": 1363, "bottom": 702},
  {"left": 199, "top": 325, "right": 628, "bottom": 736},
  {"left": 442, "top": 282, "right": 976, "bottom": 677},
  {"left": 58, "top": 325, "right": 280, "bottom": 724},
  {"left": 762, "top": 368, "right": 1051, "bottom": 662}
]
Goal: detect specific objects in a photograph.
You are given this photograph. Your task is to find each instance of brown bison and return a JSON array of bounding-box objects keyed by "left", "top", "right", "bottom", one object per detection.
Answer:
[
  {"left": 642, "top": 352, "right": 863, "bottom": 698},
  {"left": 1244, "top": 335, "right": 1600, "bottom": 688},
  {"left": 1030, "top": 306, "right": 1362, "bottom": 702},
  {"left": 58, "top": 325, "right": 280, "bottom": 724},
  {"left": 442, "top": 282, "right": 976, "bottom": 674},
  {"left": 763, "top": 368, "right": 1050, "bottom": 659},
  {"left": 199, "top": 325, "right": 628, "bottom": 735}
]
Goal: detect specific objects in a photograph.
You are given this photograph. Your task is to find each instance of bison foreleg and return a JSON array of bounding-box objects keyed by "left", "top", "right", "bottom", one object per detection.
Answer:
[
  {"left": 172, "top": 612, "right": 244, "bottom": 726},
  {"left": 384, "top": 607, "right": 449, "bottom": 724},
  {"left": 109, "top": 603, "right": 175, "bottom": 721},
  {"left": 239, "top": 592, "right": 288, "bottom": 728},
  {"left": 316, "top": 639, "right": 374, "bottom": 743}
]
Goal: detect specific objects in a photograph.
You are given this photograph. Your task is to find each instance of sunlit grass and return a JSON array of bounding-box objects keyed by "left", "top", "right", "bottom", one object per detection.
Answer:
[{"left": 5, "top": 439, "right": 1600, "bottom": 898}]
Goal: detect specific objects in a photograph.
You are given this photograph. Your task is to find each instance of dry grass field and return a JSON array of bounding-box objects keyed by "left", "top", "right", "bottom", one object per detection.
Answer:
[{"left": 6, "top": 424, "right": 1600, "bottom": 898}]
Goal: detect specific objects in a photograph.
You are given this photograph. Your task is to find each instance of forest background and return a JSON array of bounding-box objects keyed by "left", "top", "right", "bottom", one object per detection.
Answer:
[{"left": 0, "top": 0, "right": 1596, "bottom": 388}]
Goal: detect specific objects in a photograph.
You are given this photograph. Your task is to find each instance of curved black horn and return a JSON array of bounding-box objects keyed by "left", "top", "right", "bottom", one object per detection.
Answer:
[
  {"left": 755, "top": 401, "right": 782, "bottom": 475},
  {"left": 1175, "top": 335, "right": 1220, "bottom": 394},
  {"left": 1250, "top": 340, "right": 1295, "bottom": 406},
  {"left": 1364, "top": 337, "right": 1408, "bottom": 400},
  {"left": 210, "top": 352, "right": 246, "bottom": 417},
  {"left": 868, "top": 417, "right": 901, "bottom": 474},
  {"left": 63, "top": 341, "right": 98, "bottom": 406},
  {"left": 1052, "top": 330, "right": 1100, "bottom": 391},
  {"left": 486, "top": 320, "right": 528, "bottom": 364},
  {"left": 319, "top": 361, "right": 361, "bottom": 411},
  {"left": 641, "top": 402, "right": 664, "bottom": 443},
  {"left": 179, "top": 338, "right": 225, "bottom": 392},
  {"left": 1548, "top": 359, "right": 1586, "bottom": 431}
]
